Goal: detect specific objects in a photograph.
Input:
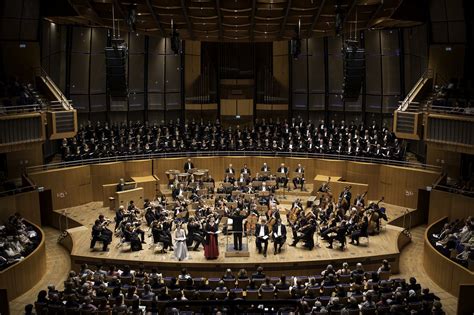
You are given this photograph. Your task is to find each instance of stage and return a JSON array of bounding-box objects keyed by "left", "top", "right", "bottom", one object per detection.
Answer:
[{"left": 58, "top": 196, "right": 412, "bottom": 278}]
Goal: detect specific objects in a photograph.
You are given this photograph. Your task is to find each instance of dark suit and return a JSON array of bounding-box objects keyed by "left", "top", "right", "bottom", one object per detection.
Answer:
[
  {"left": 241, "top": 167, "right": 251, "bottom": 175},
  {"left": 272, "top": 223, "right": 287, "bottom": 253},
  {"left": 228, "top": 212, "right": 247, "bottom": 250},
  {"left": 292, "top": 167, "right": 305, "bottom": 190},
  {"left": 225, "top": 167, "right": 235, "bottom": 175},
  {"left": 255, "top": 224, "right": 269, "bottom": 256},
  {"left": 184, "top": 162, "right": 194, "bottom": 172},
  {"left": 172, "top": 188, "right": 185, "bottom": 199}
]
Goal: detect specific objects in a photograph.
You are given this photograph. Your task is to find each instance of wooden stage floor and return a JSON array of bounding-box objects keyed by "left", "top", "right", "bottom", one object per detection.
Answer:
[{"left": 58, "top": 194, "right": 412, "bottom": 277}]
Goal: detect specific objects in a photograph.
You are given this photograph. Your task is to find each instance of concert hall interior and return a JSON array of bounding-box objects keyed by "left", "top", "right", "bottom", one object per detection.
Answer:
[{"left": 1, "top": 0, "right": 474, "bottom": 314}]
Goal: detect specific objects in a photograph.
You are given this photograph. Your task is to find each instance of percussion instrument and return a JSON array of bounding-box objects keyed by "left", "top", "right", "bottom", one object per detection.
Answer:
[
  {"left": 165, "top": 170, "right": 180, "bottom": 182},
  {"left": 178, "top": 173, "right": 190, "bottom": 183},
  {"left": 197, "top": 169, "right": 209, "bottom": 179},
  {"left": 194, "top": 172, "right": 205, "bottom": 181}
]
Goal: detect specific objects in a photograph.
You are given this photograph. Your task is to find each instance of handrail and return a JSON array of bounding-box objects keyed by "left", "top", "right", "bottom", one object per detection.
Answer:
[
  {"left": 0, "top": 103, "right": 43, "bottom": 114},
  {"left": 428, "top": 105, "right": 474, "bottom": 116},
  {"left": 0, "top": 185, "right": 37, "bottom": 198},
  {"left": 398, "top": 68, "right": 433, "bottom": 111},
  {"left": 26, "top": 150, "right": 442, "bottom": 173},
  {"left": 34, "top": 67, "right": 73, "bottom": 111},
  {"left": 433, "top": 185, "right": 474, "bottom": 198}
]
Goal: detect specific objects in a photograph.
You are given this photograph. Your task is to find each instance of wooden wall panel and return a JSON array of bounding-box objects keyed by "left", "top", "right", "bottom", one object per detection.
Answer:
[
  {"left": 193, "top": 156, "right": 221, "bottom": 180},
  {"left": 14, "top": 191, "right": 41, "bottom": 225},
  {"left": 30, "top": 166, "right": 92, "bottom": 210},
  {"left": 0, "top": 195, "right": 16, "bottom": 223},
  {"left": 314, "top": 159, "right": 346, "bottom": 177},
  {"left": 346, "top": 162, "right": 380, "bottom": 200},
  {"left": 253, "top": 157, "right": 280, "bottom": 174},
  {"left": 284, "top": 158, "right": 315, "bottom": 181},
  {"left": 124, "top": 160, "right": 153, "bottom": 178},
  {"left": 153, "top": 157, "right": 187, "bottom": 183},
  {"left": 428, "top": 190, "right": 473, "bottom": 224},
  {"left": 90, "top": 163, "right": 125, "bottom": 201}
]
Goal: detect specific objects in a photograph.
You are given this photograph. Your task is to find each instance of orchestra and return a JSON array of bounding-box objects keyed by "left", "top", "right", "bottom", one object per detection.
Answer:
[{"left": 89, "top": 162, "right": 389, "bottom": 260}]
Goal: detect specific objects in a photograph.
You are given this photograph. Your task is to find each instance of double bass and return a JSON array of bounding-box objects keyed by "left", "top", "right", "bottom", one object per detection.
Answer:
[{"left": 367, "top": 197, "right": 384, "bottom": 234}]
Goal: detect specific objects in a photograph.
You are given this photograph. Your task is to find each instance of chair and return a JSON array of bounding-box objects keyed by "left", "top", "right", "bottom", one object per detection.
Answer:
[
  {"left": 322, "top": 285, "right": 335, "bottom": 296},
  {"left": 346, "top": 309, "right": 360, "bottom": 315},
  {"left": 319, "top": 295, "right": 331, "bottom": 306},
  {"left": 223, "top": 278, "right": 236, "bottom": 289},
  {"left": 408, "top": 302, "right": 423, "bottom": 312},
  {"left": 231, "top": 288, "right": 244, "bottom": 299},
  {"left": 303, "top": 297, "right": 317, "bottom": 307},
  {"left": 379, "top": 271, "right": 390, "bottom": 281},
  {"left": 198, "top": 289, "right": 212, "bottom": 300},
  {"left": 270, "top": 277, "right": 280, "bottom": 285},
  {"left": 214, "top": 289, "right": 229, "bottom": 300},
  {"left": 183, "top": 289, "right": 197, "bottom": 300},
  {"left": 167, "top": 288, "right": 181, "bottom": 299},
  {"left": 260, "top": 289, "right": 275, "bottom": 299},
  {"left": 253, "top": 278, "right": 265, "bottom": 287},
  {"left": 237, "top": 278, "right": 250, "bottom": 289},
  {"left": 124, "top": 297, "right": 137, "bottom": 307},
  {"left": 307, "top": 286, "right": 321, "bottom": 297},
  {"left": 35, "top": 302, "right": 48, "bottom": 315},
  {"left": 192, "top": 277, "right": 204, "bottom": 287},
  {"left": 361, "top": 307, "right": 376, "bottom": 315},
  {"left": 276, "top": 289, "right": 292, "bottom": 299},
  {"left": 178, "top": 278, "right": 187, "bottom": 288},
  {"left": 338, "top": 274, "right": 351, "bottom": 284},
  {"left": 245, "top": 289, "right": 260, "bottom": 300},
  {"left": 120, "top": 275, "right": 133, "bottom": 285}
]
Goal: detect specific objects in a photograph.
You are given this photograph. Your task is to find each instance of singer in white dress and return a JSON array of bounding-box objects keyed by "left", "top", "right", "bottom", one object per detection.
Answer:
[{"left": 174, "top": 224, "right": 188, "bottom": 261}]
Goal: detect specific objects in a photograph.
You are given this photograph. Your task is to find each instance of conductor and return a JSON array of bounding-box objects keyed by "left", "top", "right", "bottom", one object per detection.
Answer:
[{"left": 228, "top": 209, "right": 248, "bottom": 251}]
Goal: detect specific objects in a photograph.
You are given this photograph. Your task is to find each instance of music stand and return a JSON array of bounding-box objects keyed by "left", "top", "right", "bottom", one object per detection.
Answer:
[
  {"left": 225, "top": 172, "right": 235, "bottom": 179},
  {"left": 231, "top": 190, "right": 242, "bottom": 198},
  {"left": 251, "top": 181, "right": 262, "bottom": 189},
  {"left": 256, "top": 205, "right": 268, "bottom": 216},
  {"left": 260, "top": 171, "right": 271, "bottom": 178}
]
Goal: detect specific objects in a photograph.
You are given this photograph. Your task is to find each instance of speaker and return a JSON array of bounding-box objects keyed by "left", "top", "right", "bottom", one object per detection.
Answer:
[
  {"left": 342, "top": 46, "right": 365, "bottom": 102},
  {"left": 105, "top": 45, "right": 128, "bottom": 99}
]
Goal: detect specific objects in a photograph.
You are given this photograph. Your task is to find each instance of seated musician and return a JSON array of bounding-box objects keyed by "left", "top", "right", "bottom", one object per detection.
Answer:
[
  {"left": 114, "top": 205, "right": 125, "bottom": 232},
  {"left": 225, "top": 164, "right": 235, "bottom": 175},
  {"left": 272, "top": 219, "right": 287, "bottom": 254},
  {"left": 292, "top": 163, "right": 305, "bottom": 191},
  {"left": 123, "top": 222, "right": 145, "bottom": 251},
  {"left": 255, "top": 219, "right": 270, "bottom": 257},
  {"left": 90, "top": 219, "right": 112, "bottom": 252},
  {"left": 127, "top": 200, "right": 140, "bottom": 216},
  {"left": 289, "top": 218, "right": 316, "bottom": 250},
  {"left": 172, "top": 183, "right": 186, "bottom": 199},
  {"left": 276, "top": 163, "right": 289, "bottom": 189},
  {"left": 223, "top": 174, "right": 235, "bottom": 185},
  {"left": 151, "top": 220, "right": 172, "bottom": 253},
  {"left": 186, "top": 217, "right": 204, "bottom": 251},
  {"left": 327, "top": 220, "right": 348, "bottom": 250},
  {"left": 261, "top": 163, "right": 270, "bottom": 172},
  {"left": 350, "top": 215, "right": 369, "bottom": 246}
]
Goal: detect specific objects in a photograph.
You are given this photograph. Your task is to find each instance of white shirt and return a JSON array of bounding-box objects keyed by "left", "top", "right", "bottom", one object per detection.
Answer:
[
  {"left": 275, "top": 225, "right": 282, "bottom": 237},
  {"left": 259, "top": 226, "right": 265, "bottom": 237}
]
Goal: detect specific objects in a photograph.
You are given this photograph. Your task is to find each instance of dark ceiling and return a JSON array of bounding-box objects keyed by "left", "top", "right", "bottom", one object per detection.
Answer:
[{"left": 45, "top": 0, "right": 427, "bottom": 41}]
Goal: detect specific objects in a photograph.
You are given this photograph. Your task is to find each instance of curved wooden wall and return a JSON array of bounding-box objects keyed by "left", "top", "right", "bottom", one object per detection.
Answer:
[
  {"left": 0, "top": 221, "right": 47, "bottom": 300},
  {"left": 428, "top": 189, "right": 473, "bottom": 225},
  {"left": 423, "top": 217, "right": 474, "bottom": 297},
  {"left": 29, "top": 157, "right": 440, "bottom": 211}
]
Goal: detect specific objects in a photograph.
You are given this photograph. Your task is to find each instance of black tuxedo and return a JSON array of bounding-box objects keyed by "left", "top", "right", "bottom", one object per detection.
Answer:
[
  {"left": 255, "top": 224, "right": 269, "bottom": 256},
  {"left": 293, "top": 167, "right": 305, "bottom": 190},
  {"left": 184, "top": 162, "right": 194, "bottom": 172},
  {"left": 225, "top": 167, "right": 235, "bottom": 175},
  {"left": 241, "top": 167, "right": 251, "bottom": 175},
  {"left": 261, "top": 166, "right": 270, "bottom": 172},
  {"left": 172, "top": 188, "right": 185, "bottom": 199},
  {"left": 228, "top": 212, "right": 247, "bottom": 250},
  {"left": 272, "top": 224, "right": 287, "bottom": 253},
  {"left": 276, "top": 166, "right": 289, "bottom": 188}
]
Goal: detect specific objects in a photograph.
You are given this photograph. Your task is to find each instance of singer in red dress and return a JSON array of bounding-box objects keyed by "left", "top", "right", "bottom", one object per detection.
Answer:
[{"left": 204, "top": 216, "right": 219, "bottom": 259}]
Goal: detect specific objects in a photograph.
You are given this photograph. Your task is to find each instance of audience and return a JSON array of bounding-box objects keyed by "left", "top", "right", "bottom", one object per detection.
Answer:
[
  {"left": 60, "top": 118, "right": 404, "bottom": 161},
  {"left": 0, "top": 213, "right": 40, "bottom": 270},
  {"left": 431, "top": 216, "right": 473, "bottom": 270},
  {"left": 30, "top": 262, "right": 446, "bottom": 314}
]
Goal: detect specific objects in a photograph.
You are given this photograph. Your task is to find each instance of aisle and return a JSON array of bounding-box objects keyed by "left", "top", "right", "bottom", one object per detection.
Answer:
[
  {"left": 398, "top": 225, "right": 458, "bottom": 315},
  {"left": 9, "top": 227, "right": 71, "bottom": 314}
]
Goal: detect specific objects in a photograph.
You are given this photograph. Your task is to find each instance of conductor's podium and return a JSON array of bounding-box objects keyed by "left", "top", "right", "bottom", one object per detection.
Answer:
[{"left": 102, "top": 175, "right": 160, "bottom": 209}]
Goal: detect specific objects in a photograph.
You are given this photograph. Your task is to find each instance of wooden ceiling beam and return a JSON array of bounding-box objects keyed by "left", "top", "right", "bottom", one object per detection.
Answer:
[
  {"left": 279, "top": 0, "right": 292, "bottom": 39},
  {"left": 306, "top": 0, "right": 327, "bottom": 38},
  {"left": 216, "top": 0, "right": 223, "bottom": 40},
  {"left": 180, "top": 0, "right": 195, "bottom": 39},
  {"left": 366, "top": 0, "right": 384, "bottom": 28},
  {"left": 145, "top": 0, "right": 165, "bottom": 37},
  {"left": 250, "top": 0, "right": 256, "bottom": 41}
]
